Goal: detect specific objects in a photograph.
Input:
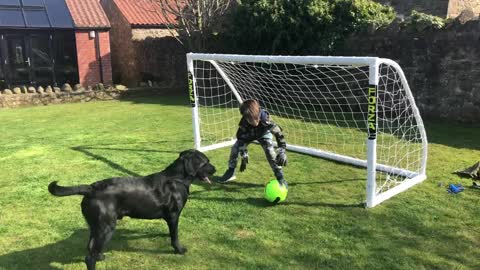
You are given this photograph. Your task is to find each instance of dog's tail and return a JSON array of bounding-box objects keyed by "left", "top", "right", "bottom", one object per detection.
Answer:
[{"left": 48, "top": 181, "right": 92, "bottom": 197}]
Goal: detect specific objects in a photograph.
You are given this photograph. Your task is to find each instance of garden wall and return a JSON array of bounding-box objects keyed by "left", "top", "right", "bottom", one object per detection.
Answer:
[
  {"left": 100, "top": 0, "right": 138, "bottom": 86},
  {"left": 0, "top": 84, "right": 127, "bottom": 109},
  {"left": 372, "top": 0, "right": 480, "bottom": 18},
  {"left": 131, "top": 30, "right": 187, "bottom": 89},
  {"left": 373, "top": 0, "right": 450, "bottom": 17},
  {"left": 0, "top": 84, "right": 182, "bottom": 109},
  {"left": 341, "top": 18, "right": 480, "bottom": 123}
]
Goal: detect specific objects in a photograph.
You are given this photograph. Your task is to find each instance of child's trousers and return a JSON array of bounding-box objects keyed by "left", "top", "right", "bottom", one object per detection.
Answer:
[{"left": 227, "top": 132, "right": 284, "bottom": 180}]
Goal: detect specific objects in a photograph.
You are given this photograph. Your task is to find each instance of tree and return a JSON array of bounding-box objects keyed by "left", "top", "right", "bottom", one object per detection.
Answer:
[{"left": 151, "top": 0, "right": 233, "bottom": 52}]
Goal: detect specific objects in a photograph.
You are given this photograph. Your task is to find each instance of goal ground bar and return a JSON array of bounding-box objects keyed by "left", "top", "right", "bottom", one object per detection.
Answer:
[{"left": 199, "top": 141, "right": 419, "bottom": 179}]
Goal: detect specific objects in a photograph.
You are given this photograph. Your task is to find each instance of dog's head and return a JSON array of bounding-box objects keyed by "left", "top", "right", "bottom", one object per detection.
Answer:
[{"left": 178, "top": 149, "right": 216, "bottom": 184}]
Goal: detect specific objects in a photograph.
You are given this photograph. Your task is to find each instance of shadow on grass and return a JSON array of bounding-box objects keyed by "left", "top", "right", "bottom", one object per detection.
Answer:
[
  {"left": 192, "top": 177, "right": 363, "bottom": 192},
  {"left": 0, "top": 229, "right": 172, "bottom": 270},
  {"left": 71, "top": 140, "right": 194, "bottom": 177},
  {"left": 425, "top": 121, "right": 480, "bottom": 150},
  {"left": 72, "top": 146, "right": 142, "bottom": 177},
  {"left": 118, "top": 92, "right": 190, "bottom": 107},
  {"left": 192, "top": 196, "right": 364, "bottom": 209},
  {"left": 191, "top": 177, "right": 364, "bottom": 208}
]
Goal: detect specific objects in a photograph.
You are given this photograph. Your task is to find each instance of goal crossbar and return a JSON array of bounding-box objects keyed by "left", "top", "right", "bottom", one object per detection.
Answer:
[{"left": 189, "top": 53, "right": 379, "bottom": 67}]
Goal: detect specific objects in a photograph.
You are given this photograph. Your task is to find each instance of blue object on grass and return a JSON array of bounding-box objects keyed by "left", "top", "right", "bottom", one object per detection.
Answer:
[{"left": 447, "top": 183, "right": 464, "bottom": 194}]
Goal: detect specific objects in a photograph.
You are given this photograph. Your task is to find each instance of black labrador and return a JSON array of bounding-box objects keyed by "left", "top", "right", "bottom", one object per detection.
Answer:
[{"left": 48, "top": 149, "right": 216, "bottom": 270}]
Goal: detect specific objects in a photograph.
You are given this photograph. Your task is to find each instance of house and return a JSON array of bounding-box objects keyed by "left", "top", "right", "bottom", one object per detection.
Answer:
[
  {"left": 100, "top": 0, "right": 185, "bottom": 87},
  {"left": 373, "top": 0, "right": 480, "bottom": 19},
  {"left": 0, "top": 0, "right": 112, "bottom": 89},
  {"left": 65, "top": 0, "right": 112, "bottom": 87}
]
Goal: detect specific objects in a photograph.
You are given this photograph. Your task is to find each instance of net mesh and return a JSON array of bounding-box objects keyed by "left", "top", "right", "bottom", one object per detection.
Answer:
[{"left": 191, "top": 59, "right": 425, "bottom": 195}]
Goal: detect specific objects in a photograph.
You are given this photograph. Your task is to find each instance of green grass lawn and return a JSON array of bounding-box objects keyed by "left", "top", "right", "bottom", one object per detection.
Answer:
[{"left": 0, "top": 95, "right": 479, "bottom": 270}]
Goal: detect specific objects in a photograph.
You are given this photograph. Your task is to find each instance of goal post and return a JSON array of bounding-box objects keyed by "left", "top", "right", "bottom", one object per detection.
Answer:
[{"left": 186, "top": 53, "right": 428, "bottom": 208}]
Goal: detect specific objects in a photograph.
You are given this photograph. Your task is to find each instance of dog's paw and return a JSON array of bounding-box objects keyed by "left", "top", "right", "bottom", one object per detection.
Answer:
[{"left": 174, "top": 246, "right": 187, "bottom": 255}]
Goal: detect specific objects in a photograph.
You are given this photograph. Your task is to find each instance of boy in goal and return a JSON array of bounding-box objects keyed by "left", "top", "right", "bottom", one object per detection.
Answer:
[{"left": 218, "top": 99, "right": 288, "bottom": 187}]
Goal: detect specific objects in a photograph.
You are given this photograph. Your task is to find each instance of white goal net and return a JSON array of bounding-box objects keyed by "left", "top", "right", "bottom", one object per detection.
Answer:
[{"left": 187, "top": 53, "right": 428, "bottom": 208}]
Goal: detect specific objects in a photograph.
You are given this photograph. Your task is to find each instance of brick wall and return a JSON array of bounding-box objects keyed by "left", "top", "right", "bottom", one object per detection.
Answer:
[
  {"left": 75, "top": 31, "right": 96, "bottom": 86},
  {"left": 101, "top": 0, "right": 186, "bottom": 87},
  {"left": 75, "top": 30, "right": 113, "bottom": 86},
  {"left": 131, "top": 28, "right": 186, "bottom": 88},
  {"left": 101, "top": 0, "right": 137, "bottom": 86},
  {"left": 99, "top": 31, "right": 113, "bottom": 85}
]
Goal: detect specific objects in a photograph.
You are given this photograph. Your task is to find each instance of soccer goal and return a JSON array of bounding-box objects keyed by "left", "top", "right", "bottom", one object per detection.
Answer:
[{"left": 186, "top": 53, "right": 427, "bottom": 208}]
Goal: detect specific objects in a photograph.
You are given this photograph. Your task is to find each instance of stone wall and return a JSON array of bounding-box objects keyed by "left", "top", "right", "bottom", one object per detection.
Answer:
[
  {"left": 373, "top": 0, "right": 480, "bottom": 18},
  {"left": 0, "top": 84, "right": 183, "bottom": 109},
  {"left": 0, "top": 87, "right": 125, "bottom": 109},
  {"left": 132, "top": 28, "right": 178, "bottom": 40},
  {"left": 448, "top": 0, "right": 480, "bottom": 18},
  {"left": 373, "top": 0, "right": 450, "bottom": 17},
  {"left": 341, "top": 19, "right": 480, "bottom": 123}
]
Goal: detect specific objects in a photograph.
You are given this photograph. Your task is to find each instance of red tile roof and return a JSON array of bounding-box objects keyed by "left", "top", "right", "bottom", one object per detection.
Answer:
[
  {"left": 65, "top": 0, "right": 111, "bottom": 29},
  {"left": 113, "top": 0, "right": 178, "bottom": 26}
]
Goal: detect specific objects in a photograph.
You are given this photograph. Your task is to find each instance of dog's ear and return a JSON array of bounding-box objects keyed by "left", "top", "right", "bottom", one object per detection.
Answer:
[
  {"left": 183, "top": 152, "right": 207, "bottom": 177},
  {"left": 179, "top": 149, "right": 192, "bottom": 158}
]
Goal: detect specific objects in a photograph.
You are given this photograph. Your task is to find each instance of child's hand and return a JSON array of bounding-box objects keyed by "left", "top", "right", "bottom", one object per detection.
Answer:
[
  {"left": 240, "top": 151, "right": 248, "bottom": 172},
  {"left": 276, "top": 148, "right": 288, "bottom": 166}
]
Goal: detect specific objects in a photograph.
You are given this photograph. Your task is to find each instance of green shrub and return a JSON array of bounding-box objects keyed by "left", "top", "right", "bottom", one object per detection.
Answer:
[
  {"left": 404, "top": 10, "right": 446, "bottom": 30},
  {"left": 218, "top": 0, "right": 395, "bottom": 54},
  {"left": 349, "top": 0, "right": 396, "bottom": 29}
]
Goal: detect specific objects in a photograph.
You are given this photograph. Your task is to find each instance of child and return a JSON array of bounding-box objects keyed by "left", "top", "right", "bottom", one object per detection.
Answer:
[{"left": 219, "top": 99, "right": 288, "bottom": 187}]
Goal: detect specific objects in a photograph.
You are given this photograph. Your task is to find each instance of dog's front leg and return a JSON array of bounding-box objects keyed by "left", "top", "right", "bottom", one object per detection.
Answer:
[{"left": 166, "top": 214, "right": 187, "bottom": 254}]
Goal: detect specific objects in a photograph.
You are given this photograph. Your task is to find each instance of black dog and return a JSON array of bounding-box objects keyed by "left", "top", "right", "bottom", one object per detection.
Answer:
[{"left": 48, "top": 149, "right": 215, "bottom": 270}]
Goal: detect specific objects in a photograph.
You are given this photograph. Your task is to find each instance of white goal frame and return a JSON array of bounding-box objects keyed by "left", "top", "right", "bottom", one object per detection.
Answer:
[{"left": 187, "top": 53, "right": 428, "bottom": 208}]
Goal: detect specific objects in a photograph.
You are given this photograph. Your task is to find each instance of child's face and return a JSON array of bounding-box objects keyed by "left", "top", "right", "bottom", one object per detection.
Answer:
[{"left": 245, "top": 115, "right": 260, "bottom": 126}]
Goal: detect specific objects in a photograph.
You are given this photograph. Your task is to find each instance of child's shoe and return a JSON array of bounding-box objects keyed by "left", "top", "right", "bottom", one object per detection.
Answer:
[
  {"left": 218, "top": 168, "right": 236, "bottom": 183},
  {"left": 278, "top": 179, "right": 288, "bottom": 189}
]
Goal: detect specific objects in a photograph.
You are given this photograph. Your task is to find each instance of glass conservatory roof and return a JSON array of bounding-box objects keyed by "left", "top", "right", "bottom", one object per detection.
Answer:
[{"left": 0, "top": 0, "right": 74, "bottom": 29}]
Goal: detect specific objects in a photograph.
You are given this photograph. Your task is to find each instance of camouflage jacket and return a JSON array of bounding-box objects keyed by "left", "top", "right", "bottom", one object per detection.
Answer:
[{"left": 236, "top": 109, "right": 287, "bottom": 149}]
